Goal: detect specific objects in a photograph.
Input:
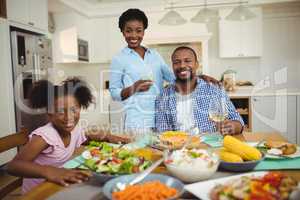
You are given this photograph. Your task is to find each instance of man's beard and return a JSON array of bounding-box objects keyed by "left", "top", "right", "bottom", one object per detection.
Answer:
[{"left": 175, "top": 67, "right": 194, "bottom": 83}]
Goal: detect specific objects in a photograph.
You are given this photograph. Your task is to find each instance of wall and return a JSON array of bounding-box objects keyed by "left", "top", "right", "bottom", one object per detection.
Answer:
[
  {"left": 208, "top": 3, "right": 300, "bottom": 90},
  {"left": 53, "top": 63, "right": 111, "bottom": 128},
  {"left": 53, "top": 3, "right": 300, "bottom": 128},
  {"left": 260, "top": 4, "right": 300, "bottom": 90},
  {"left": 0, "top": 18, "right": 17, "bottom": 164}
]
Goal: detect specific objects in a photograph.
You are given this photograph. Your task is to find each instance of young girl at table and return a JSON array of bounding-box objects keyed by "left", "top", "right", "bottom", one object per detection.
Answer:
[{"left": 7, "top": 77, "right": 129, "bottom": 194}]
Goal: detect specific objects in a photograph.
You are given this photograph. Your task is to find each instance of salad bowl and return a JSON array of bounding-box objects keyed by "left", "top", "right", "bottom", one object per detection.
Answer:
[
  {"left": 164, "top": 148, "right": 219, "bottom": 183},
  {"left": 81, "top": 141, "right": 154, "bottom": 183}
]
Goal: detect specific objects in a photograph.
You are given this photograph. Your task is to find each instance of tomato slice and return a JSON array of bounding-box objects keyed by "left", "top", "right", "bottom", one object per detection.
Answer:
[
  {"left": 132, "top": 166, "right": 140, "bottom": 173},
  {"left": 90, "top": 149, "right": 101, "bottom": 157}
]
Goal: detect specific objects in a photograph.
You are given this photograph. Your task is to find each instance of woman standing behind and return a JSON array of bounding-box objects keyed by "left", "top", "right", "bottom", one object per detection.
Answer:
[
  {"left": 109, "top": 9, "right": 218, "bottom": 132},
  {"left": 109, "top": 8, "right": 174, "bottom": 132}
]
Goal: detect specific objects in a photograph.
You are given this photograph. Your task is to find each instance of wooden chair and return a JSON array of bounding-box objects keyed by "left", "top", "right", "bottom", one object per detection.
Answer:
[{"left": 0, "top": 129, "right": 29, "bottom": 199}]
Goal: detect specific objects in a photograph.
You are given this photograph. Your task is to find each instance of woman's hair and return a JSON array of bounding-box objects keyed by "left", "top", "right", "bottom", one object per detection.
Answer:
[
  {"left": 118, "top": 8, "right": 148, "bottom": 31},
  {"left": 29, "top": 77, "right": 94, "bottom": 111}
]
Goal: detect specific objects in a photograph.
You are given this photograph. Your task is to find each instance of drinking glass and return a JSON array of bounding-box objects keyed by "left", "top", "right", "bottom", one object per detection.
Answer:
[{"left": 208, "top": 97, "right": 228, "bottom": 137}]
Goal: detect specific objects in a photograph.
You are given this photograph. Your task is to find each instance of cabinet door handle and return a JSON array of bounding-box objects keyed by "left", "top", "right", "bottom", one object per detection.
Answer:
[
  {"left": 253, "top": 97, "right": 258, "bottom": 102},
  {"left": 28, "top": 22, "right": 34, "bottom": 26}
]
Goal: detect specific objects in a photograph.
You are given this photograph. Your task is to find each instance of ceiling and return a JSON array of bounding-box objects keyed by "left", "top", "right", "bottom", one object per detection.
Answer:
[{"left": 49, "top": 0, "right": 300, "bottom": 17}]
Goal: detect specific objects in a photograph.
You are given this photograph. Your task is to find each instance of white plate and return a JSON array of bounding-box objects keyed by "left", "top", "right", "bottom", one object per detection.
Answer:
[
  {"left": 184, "top": 171, "right": 268, "bottom": 200},
  {"left": 248, "top": 142, "right": 300, "bottom": 159}
]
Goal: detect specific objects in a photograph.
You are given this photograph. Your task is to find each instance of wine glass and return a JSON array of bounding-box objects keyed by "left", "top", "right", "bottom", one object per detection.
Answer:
[{"left": 208, "top": 97, "right": 228, "bottom": 135}]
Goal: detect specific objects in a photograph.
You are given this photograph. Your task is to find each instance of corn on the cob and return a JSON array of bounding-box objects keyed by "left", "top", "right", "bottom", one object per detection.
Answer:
[
  {"left": 219, "top": 149, "right": 244, "bottom": 162},
  {"left": 223, "top": 135, "right": 262, "bottom": 161}
]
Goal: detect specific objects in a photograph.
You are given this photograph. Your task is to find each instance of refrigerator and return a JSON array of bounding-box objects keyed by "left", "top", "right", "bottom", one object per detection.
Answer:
[{"left": 10, "top": 30, "right": 53, "bottom": 132}]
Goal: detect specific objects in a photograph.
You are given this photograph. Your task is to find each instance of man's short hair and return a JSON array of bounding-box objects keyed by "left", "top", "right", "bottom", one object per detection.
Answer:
[
  {"left": 172, "top": 46, "right": 198, "bottom": 62},
  {"left": 118, "top": 8, "right": 148, "bottom": 31}
]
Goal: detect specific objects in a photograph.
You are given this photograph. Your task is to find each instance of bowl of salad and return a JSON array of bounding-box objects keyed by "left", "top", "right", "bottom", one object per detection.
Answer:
[
  {"left": 164, "top": 148, "right": 219, "bottom": 183},
  {"left": 81, "top": 141, "right": 153, "bottom": 182}
]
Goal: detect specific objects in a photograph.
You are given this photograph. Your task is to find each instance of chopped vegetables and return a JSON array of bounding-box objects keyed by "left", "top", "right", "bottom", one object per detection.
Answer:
[
  {"left": 210, "top": 172, "right": 298, "bottom": 200},
  {"left": 112, "top": 181, "right": 178, "bottom": 200},
  {"left": 83, "top": 142, "right": 152, "bottom": 175}
]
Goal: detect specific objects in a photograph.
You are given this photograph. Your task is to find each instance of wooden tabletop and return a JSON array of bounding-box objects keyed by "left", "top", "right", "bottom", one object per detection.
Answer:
[{"left": 19, "top": 132, "right": 300, "bottom": 200}]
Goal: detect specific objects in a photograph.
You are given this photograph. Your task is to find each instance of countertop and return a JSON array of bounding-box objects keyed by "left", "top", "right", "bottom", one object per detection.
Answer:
[{"left": 227, "top": 86, "right": 300, "bottom": 97}]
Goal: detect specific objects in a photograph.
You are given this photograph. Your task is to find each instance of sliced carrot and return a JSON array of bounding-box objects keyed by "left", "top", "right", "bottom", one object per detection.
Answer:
[{"left": 112, "top": 181, "right": 178, "bottom": 200}]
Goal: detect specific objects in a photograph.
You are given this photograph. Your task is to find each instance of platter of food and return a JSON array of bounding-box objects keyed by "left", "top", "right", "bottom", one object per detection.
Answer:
[
  {"left": 151, "top": 131, "right": 202, "bottom": 150},
  {"left": 250, "top": 141, "right": 300, "bottom": 159},
  {"left": 102, "top": 173, "right": 184, "bottom": 200},
  {"left": 218, "top": 136, "right": 263, "bottom": 172},
  {"left": 80, "top": 141, "right": 153, "bottom": 182},
  {"left": 185, "top": 171, "right": 299, "bottom": 200}
]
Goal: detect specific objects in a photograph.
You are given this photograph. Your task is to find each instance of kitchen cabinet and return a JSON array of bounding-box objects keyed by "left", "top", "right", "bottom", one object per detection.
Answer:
[
  {"left": 0, "top": 18, "right": 17, "bottom": 165},
  {"left": 107, "top": 17, "right": 126, "bottom": 61},
  {"left": 230, "top": 97, "right": 252, "bottom": 131},
  {"left": 0, "top": 0, "right": 6, "bottom": 18},
  {"left": 52, "top": 12, "right": 89, "bottom": 63},
  {"left": 297, "top": 96, "right": 300, "bottom": 145},
  {"left": 88, "top": 18, "right": 109, "bottom": 63},
  {"left": 219, "top": 7, "right": 262, "bottom": 58},
  {"left": 252, "top": 95, "right": 297, "bottom": 143},
  {"left": 6, "top": 0, "right": 48, "bottom": 33},
  {"left": 53, "top": 12, "right": 114, "bottom": 63}
]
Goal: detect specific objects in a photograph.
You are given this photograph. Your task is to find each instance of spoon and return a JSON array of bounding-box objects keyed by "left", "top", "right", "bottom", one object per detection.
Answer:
[{"left": 115, "top": 151, "right": 167, "bottom": 191}]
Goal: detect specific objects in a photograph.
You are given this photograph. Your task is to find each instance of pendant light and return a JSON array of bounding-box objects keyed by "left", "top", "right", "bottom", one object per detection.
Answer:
[
  {"left": 159, "top": 1, "right": 187, "bottom": 26},
  {"left": 191, "top": 0, "right": 220, "bottom": 23},
  {"left": 225, "top": 1, "right": 256, "bottom": 21}
]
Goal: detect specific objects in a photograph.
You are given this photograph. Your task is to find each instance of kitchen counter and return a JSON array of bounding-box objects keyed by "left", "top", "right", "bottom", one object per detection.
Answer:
[{"left": 227, "top": 86, "right": 300, "bottom": 97}]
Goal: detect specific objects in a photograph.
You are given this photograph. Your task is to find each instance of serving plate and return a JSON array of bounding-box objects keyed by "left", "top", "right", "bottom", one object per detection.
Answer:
[
  {"left": 102, "top": 173, "right": 185, "bottom": 200},
  {"left": 184, "top": 171, "right": 268, "bottom": 200},
  {"left": 248, "top": 142, "right": 300, "bottom": 159},
  {"left": 219, "top": 152, "right": 265, "bottom": 172}
]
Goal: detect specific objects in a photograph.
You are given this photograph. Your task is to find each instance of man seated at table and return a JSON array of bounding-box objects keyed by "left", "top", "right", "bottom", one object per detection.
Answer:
[{"left": 155, "top": 46, "right": 244, "bottom": 135}]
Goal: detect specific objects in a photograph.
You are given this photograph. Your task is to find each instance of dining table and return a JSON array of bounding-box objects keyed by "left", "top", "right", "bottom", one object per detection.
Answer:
[{"left": 19, "top": 132, "right": 300, "bottom": 200}]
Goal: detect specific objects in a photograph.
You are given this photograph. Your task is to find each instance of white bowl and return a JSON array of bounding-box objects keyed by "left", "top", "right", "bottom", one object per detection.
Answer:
[{"left": 165, "top": 150, "right": 219, "bottom": 183}]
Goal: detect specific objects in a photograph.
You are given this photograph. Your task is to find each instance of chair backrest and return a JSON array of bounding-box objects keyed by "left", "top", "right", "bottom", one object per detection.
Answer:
[
  {"left": 0, "top": 129, "right": 29, "bottom": 153},
  {"left": 0, "top": 128, "right": 29, "bottom": 199}
]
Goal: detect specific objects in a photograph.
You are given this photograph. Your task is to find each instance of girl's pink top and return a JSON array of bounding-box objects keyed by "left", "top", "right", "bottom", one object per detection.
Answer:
[{"left": 22, "top": 122, "right": 87, "bottom": 194}]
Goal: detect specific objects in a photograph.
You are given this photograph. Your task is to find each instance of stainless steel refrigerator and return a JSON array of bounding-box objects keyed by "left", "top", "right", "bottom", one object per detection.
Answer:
[{"left": 10, "top": 30, "right": 52, "bottom": 132}]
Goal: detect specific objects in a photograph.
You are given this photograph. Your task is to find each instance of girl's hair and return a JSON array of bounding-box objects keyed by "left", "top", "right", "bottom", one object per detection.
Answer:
[
  {"left": 29, "top": 77, "right": 94, "bottom": 111},
  {"left": 118, "top": 8, "right": 148, "bottom": 31}
]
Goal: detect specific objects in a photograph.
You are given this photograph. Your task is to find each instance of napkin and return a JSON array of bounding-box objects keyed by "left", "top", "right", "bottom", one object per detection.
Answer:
[
  {"left": 124, "top": 134, "right": 158, "bottom": 150},
  {"left": 201, "top": 133, "right": 224, "bottom": 148},
  {"left": 254, "top": 157, "right": 300, "bottom": 170},
  {"left": 63, "top": 156, "right": 84, "bottom": 169}
]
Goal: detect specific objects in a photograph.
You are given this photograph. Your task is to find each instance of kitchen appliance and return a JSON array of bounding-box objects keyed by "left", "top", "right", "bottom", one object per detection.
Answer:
[
  {"left": 10, "top": 30, "right": 52, "bottom": 132},
  {"left": 78, "top": 38, "right": 89, "bottom": 62}
]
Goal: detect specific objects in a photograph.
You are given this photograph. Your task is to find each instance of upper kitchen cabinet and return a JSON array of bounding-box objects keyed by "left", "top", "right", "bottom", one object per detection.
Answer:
[
  {"left": 6, "top": 0, "right": 48, "bottom": 33},
  {"left": 219, "top": 7, "right": 262, "bottom": 58},
  {"left": 107, "top": 17, "right": 126, "bottom": 61},
  {"left": 52, "top": 12, "right": 112, "bottom": 64},
  {"left": 252, "top": 95, "right": 297, "bottom": 143},
  {"left": 88, "top": 18, "right": 110, "bottom": 63},
  {"left": 52, "top": 12, "right": 90, "bottom": 63}
]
